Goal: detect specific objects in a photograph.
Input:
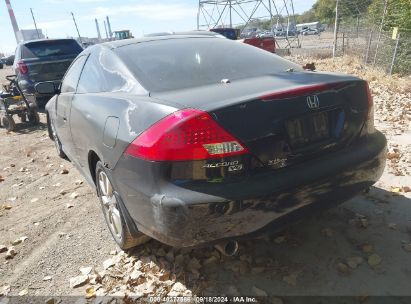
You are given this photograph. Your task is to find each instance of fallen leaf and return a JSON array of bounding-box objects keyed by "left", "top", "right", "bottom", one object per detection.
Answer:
[
  {"left": 403, "top": 244, "right": 411, "bottom": 252},
  {"left": 346, "top": 256, "right": 364, "bottom": 269},
  {"left": 388, "top": 223, "right": 397, "bottom": 230},
  {"left": 45, "top": 298, "right": 56, "bottom": 304},
  {"left": 85, "top": 287, "right": 96, "bottom": 299},
  {"left": 358, "top": 218, "right": 369, "bottom": 228},
  {"left": 43, "top": 276, "right": 52, "bottom": 281},
  {"left": 0, "top": 245, "right": 7, "bottom": 253},
  {"left": 103, "top": 258, "right": 114, "bottom": 270},
  {"left": 11, "top": 238, "right": 22, "bottom": 246},
  {"left": 0, "top": 285, "right": 11, "bottom": 296},
  {"left": 360, "top": 243, "right": 373, "bottom": 253},
  {"left": 30, "top": 198, "right": 39, "bottom": 203},
  {"left": 402, "top": 186, "right": 411, "bottom": 193},
  {"left": 337, "top": 262, "right": 350, "bottom": 275},
  {"left": 0, "top": 175, "right": 5, "bottom": 182},
  {"left": 60, "top": 169, "right": 69, "bottom": 174},
  {"left": 167, "top": 282, "right": 187, "bottom": 297},
  {"left": 368, "top": 254, "right": 382, "bottom": 267},
  {"left": 5, "top": 247, "right": 17, "bottom": 259},
  {"left": 18, "top": 289, "right": 28, "bottom": 296},
  {"left": 251, "top": 286, "right": 268, "bottom": 297},
  {"left": 282, "top": 273, "right": 299, "bottom": 286},
  {"left": 159, "top": 271, "right": 170, "bottom": 281},
  {"left": 391, "top": 187, "right": 401, "bottom": 195},
  {"left": 80, "top": 266, "right": 92, "bottom": 275},
  {"left": 3, "top": 204, "right": 12, "bottom": 210},
  {"left": 203, "top": 256, "right": 217, "bottom": 266},
  {"left": 66, "top": 203, "right": 74, "bottom": 209},
  {"left": 70, "top": 192, "right": 79, "bottom": 199},
  {"left": 69, "top": 275, "right": 89, "bottom": 288}
]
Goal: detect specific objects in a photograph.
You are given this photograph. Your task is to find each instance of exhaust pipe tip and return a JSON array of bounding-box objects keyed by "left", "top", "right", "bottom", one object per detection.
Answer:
[{"left": 214, "top": 240, "right": 239, "bottom": 256}]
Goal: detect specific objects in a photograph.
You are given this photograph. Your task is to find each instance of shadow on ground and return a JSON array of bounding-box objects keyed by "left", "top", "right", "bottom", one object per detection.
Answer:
[{"left": 116, "top": 187, "right": 411, "bottom": 298}]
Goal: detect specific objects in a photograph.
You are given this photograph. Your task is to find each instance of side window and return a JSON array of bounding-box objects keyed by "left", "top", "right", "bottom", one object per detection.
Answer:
[
  {"left": 60, "top": 55, "right": 87, "bottom": 93},
  {"left": 77, "top": 52, "right": 107, "bottom": 93},
  {"left": 77, "top": 48, "right": 143, "bottom": 94}
]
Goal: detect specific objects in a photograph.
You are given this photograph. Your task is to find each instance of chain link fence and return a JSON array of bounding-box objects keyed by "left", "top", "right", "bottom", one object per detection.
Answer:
[
  {"left": 283, "top": 25, "right": 410, "bottom": 76},
  {"left": 339, "top": 25, "right": 410, "bottom": 75}
]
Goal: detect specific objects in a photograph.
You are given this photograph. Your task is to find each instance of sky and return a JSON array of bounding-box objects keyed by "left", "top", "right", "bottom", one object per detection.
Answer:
[{"left": 0, "top": 0, "right": 315, "bottom": 55}]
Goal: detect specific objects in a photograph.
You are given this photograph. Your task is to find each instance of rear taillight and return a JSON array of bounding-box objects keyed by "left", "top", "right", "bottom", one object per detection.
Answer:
[
  {"left": 124, "top": 109, "right": 249, "bottom": 161},
  {"left": 364, "top": 82, "right": 375, "bottom": 134},
  {"left": 17, "top": 60, "right": 28, "bottom": 74},
  {"left": 261, "top": 82, "right": 350, "bottom": 101}
]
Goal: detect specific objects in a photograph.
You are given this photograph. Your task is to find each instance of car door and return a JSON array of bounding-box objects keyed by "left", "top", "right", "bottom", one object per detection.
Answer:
[{"left": 55, "top": 55, "right": 87, "bottom": 160}]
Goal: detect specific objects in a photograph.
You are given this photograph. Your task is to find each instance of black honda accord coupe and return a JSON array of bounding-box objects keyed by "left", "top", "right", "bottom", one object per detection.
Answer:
[{"left": 38, "top": 34, "right": 386, "bottom": 251}]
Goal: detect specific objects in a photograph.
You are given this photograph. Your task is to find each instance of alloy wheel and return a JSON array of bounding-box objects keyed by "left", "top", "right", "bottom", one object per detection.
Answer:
[{"left": 98, "top": 171, "right": 123, "bottom": 240}]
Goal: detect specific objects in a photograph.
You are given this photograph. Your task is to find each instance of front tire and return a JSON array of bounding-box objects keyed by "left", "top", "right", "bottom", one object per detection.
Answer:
[
  {"left": 28, "top": 112, "right": 40, "bottom": 125},
  {"left": 2, "top": 115, "right": 16, "bottom": 132},
  {"left": 95, "top": 161, "right": 149, "bottom": 250}
]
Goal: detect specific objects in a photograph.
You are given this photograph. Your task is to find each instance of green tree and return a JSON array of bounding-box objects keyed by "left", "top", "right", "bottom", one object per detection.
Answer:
[
  {"left": 313, "top": 0, "right": 372, "bottom": 25},
  {"left": 296, "top": 10, "right": 316, "bottom": 23}
]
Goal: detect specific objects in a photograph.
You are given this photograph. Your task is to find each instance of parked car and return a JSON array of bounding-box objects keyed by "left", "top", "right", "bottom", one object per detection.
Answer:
[
  {"left": 0, "top": 61, "right": 3, "bottom": 69},
  {"left": 13, "top": 38, "right": 83, "bottom": 107},
  {"left": 301, "top": 28, "right": 319, "bottom": 35},
  {"left": 5, "top": 55, "right": 14, "bottom": 66},
  {"left": 242, "top": 36, "right": 276, "bottom": 53},
  {"left": 39, "top": 35, "right": 386, "bottom": 252},
  {"left": 210, "top": 28, "right": 239, "bottom": 40},
  {"left": 240, "top": 27, "right": 260, "bottom": 38}
]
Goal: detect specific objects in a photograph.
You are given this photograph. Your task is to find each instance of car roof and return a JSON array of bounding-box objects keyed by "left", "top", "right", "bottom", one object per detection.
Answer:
[
  {"left": 99, "top": 34, "right": 221, "bottom": 50},
  {"left": 18, "top": 38, "right": 78, "bottom": 46}
]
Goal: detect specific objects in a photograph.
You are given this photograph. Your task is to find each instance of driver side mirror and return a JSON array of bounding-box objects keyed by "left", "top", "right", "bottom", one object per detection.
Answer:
[{"left": 35, "top": 81, "right": 60, "bottom": 95}]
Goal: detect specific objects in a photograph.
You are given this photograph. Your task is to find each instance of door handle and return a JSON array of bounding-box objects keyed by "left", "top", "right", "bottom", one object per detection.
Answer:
[{"left": 63, "top": 117, "right": 67, "bottom": 122}]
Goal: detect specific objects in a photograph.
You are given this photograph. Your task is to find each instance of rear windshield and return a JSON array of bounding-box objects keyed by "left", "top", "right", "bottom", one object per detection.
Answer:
[
  {"left": 116, "top": 37, "right": 301, "bottom": 92},
  {"left": 21, "top": 40, "right": 83, "bottom": 58}
]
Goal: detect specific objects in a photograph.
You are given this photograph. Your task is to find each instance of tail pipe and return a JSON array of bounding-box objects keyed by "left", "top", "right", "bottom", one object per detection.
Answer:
[{"left": 214, "top": 240, "right": 239, "bottom": 256}]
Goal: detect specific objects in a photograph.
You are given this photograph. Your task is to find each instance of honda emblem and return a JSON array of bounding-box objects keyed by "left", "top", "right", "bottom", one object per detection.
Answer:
[{"left": 306, "top": 95, "right": 320, "bottom": 109}]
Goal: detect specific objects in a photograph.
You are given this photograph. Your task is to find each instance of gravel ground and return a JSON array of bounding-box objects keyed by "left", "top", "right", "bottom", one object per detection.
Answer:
[{"left": 0, "top": 57, "right": 410, "bottom": 301}]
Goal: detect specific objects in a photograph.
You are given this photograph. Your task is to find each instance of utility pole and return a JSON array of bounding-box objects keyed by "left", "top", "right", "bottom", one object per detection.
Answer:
[
  {"left": 71, "top": 12, "right": 82, "bottom": 45},
  {"left": 103, "top": 20, "right": 109, "bottom": 39},
  {"left": 30, "top": 8, "right": 40, "bottom": 39},
  {"left": 95, "top": 18, "right": 102, "bottom": 41},
  {"left": 332, "top": 0, "right": 339, "bottom": 58},
  {"left": 229, "top": 0, "right": 232, "bottom": 28},
  {"left": 5, "top": 0, "right": 20, "bottom": 43},
  {"left": 373, "top": 0, "right": 388, "bottom": 65}
]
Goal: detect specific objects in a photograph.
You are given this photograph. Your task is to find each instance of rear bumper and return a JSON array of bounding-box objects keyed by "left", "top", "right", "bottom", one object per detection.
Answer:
[{"left": 113, "top": 131, "right": 386, "bottom": 247}]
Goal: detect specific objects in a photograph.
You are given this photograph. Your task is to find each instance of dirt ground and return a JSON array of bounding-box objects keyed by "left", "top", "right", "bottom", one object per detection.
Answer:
[{"left": 1, "top": 57, "right": 411, "bottom": 302}]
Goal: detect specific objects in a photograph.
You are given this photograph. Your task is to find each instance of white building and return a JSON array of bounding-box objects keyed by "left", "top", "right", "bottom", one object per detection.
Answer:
[{"left": 16, "top": 29, "right": 45, "bottom": 42}]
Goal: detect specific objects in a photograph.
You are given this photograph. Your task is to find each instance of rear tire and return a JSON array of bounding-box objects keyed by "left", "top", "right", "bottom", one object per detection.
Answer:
[
  {"left": 95, "top": 161, "right": 150, "bottom": 250},
  {"left": 2, "top": 115, "right": 16, "bottom": 132},
  {"left": 19, "top": 114, "right": 27, "bottom": 123},
  {"left": 28, "top": 112, "right": 40, "bottom": 125}
]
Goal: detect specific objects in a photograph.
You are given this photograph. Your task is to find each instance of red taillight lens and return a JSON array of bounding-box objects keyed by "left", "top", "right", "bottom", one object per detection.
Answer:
[
  {"left": 124, "top": 109, "right": 249, "bottom": 161},
  {"left": 17, "top": 60, "right": 28, "bottom": 74},
  {"left": 261, "top": 82, "right": 350, "bottom": 101}
]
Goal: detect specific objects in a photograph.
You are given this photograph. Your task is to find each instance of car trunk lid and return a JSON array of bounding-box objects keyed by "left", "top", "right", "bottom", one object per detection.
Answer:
[{"left": 151, "top": 72, "right": 369, "bottom": 169}]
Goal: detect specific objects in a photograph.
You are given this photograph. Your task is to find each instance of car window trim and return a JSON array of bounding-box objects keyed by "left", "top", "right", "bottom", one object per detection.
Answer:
[{"left": 59, "top": 54, "right": 89, "bottom": 95}]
